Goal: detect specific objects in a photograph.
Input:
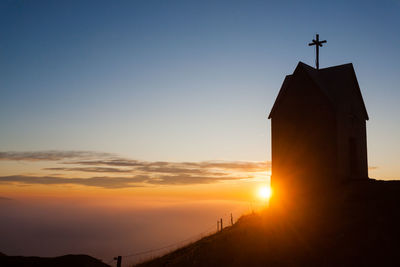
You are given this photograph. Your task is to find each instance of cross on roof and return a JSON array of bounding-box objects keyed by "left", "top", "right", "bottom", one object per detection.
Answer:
[{"left": 308, "top": 34, "right": 327, "bottom": 70}]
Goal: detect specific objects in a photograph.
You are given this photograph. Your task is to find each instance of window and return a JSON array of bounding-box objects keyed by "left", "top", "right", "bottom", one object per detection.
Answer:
[{"left": 349, "top": 137, "right": 358, "bottom": 177}]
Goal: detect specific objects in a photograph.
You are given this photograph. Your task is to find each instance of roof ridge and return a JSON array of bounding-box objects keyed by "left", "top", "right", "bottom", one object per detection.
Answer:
[
  {"left": 296, "top": 62, "right": 336, "bottom": 106},
  {"left": 298, "top": 61, "right": 354, "bottom": 71},
  {"left": 319, "top": 63, "right": 353, "bottom": 71},
  {"left": 298, "top": 61, "right": 316, "bottom": 70}
]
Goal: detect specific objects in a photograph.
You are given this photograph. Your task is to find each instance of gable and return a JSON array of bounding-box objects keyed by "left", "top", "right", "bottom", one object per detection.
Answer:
[
  {"left": 268, "top": 62, "right": 369, "bottom": 120},
  {"left": 268, "top": 65, "right": 334, "bottom": 119},
  {"left": 267, "top": 74, "right": 292, "bottom": 119}
]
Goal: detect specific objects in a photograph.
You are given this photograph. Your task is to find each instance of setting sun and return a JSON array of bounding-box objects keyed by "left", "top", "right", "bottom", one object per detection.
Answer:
[{"left": 258, "top": 185, "right": 273, "bottom": 200}]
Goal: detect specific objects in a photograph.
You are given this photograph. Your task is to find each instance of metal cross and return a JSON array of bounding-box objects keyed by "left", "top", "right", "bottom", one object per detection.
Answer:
[{"left": 308, "top": 34, "right": 327, "bottom": 69}]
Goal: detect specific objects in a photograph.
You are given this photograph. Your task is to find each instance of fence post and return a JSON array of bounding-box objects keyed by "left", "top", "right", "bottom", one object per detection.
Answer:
[
  {"left": 217, "top": 220, "right": 220, "bottom": 232},
  {"left": 114, "top": 256, "right": 122, "bottom": 267},
  {"left": 220, "top": 218, "right": 223, "bottom": 231},
  {"left": 231, "top": 213, "right": 233, "bottom": 225}
]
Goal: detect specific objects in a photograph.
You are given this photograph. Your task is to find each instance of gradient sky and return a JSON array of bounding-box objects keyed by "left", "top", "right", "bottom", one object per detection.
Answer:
[
  {"left": 1, "top": 0, "right": 399, "bottom": 177},
  {"left": 0, "top": 0, "right": 400, "bottom": 262}
]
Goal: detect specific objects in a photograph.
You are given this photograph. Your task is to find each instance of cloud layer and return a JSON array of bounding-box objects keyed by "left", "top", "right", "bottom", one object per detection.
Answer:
[
  {"left": 0, "top": 151, "right": 114, "bottom": 161},
  {"left": 0, "top": 150, "right": 269, "bottom": 189},
  {"left": 0, "top": 175, "right": 147, "bottom": 189},
  {"left": 0, "top": 174, "right": 250, "bottom": 189}
]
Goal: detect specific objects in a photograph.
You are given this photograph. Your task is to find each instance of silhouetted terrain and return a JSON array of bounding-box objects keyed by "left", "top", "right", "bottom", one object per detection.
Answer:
[
  {"left": 137, "top": 179, "right": 400, "bottom": 267},
  {"left": 0, "top": 253, "right": 110, "bottom": 267}
]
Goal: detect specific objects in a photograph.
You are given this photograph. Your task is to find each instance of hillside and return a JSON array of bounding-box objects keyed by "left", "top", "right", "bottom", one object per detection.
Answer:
[
  {"left": 137, "top": 179, "right": 400, "bottom": 267},
  {"left": 0, "top": 253, "right": 110, "bottom": 267}
]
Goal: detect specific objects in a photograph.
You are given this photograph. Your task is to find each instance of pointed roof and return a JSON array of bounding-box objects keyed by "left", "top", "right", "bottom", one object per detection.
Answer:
[{"left": 268, "top": 62, "right": 369, "bottom": 120}]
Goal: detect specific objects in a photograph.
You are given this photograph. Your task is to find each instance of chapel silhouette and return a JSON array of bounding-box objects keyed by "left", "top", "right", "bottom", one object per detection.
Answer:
[{"left": 268, "top": 60, "right": 369, "bottom": 196}]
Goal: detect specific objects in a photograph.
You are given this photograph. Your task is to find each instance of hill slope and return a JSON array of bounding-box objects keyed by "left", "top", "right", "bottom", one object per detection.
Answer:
[
  {"left": 137, "top": 179, "right": 400, "bottom": 267},
  {"left": 0, "top": 253, "right": 110, "bottom": 267}
]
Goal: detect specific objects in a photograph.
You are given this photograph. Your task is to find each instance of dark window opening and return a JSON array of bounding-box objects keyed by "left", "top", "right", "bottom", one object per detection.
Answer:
[{"left": 349, "top": 137, "right": 358, "bottom": 177}]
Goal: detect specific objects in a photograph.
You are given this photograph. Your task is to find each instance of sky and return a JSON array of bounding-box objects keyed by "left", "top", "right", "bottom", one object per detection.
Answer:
[{"left": 0, "top": 0, "right": 400, "bottom": 263}]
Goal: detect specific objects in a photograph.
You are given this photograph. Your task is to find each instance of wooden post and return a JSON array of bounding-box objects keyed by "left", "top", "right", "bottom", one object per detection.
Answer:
[
  {"left": 114, "top": 256, "right": 122, "bottom": 267},
  {"left": 220, "top": 218, "right": 223, "bottom": 231},
  {"left": 217, "top": 220, "right": 219, "bottom": 232},
  {"left": 231, "top": 213, "right": 233, "bottom": 225}
]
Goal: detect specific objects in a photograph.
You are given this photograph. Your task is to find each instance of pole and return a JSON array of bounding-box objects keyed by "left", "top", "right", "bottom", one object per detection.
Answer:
[
  {"left": 114, "top": 256, "right": 121, "bottom": 267},
  {"left": 316, "top": 34, "right": 319, "bottom": 69},
  {"left": 217, "top": 220, "right": 219, "bottom": 232},
  {"left": 220, "top": 218, "right": 223, "bottom": 231},
  {"left": 231, "top": 213, "right": 233, "bottom": 225}
]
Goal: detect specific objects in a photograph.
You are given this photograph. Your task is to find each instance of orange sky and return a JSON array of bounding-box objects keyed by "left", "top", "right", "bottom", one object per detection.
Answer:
[{"left": 0, "top": 151, "right": 271, "bottom": 207}]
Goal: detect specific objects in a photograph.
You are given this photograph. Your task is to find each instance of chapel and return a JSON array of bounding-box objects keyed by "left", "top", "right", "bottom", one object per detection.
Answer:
[{"left": 268, "top": 61, "right": 369, "bottom": 194}]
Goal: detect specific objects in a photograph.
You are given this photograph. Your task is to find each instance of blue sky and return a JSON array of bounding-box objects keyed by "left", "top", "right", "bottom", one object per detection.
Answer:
[{"left": 0, "top": 0, "right": 399, "bottom": 177}]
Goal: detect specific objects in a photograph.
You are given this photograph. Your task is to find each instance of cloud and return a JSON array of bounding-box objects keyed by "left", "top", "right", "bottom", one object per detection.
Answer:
[
  {"left": 65, "top": 159, "right": 143, "bottom": 167},
  {"left": 65, "top": 159, "right": 269, "bottom": 174},
  {"left": 0, "top": 150, "right": 269, "bottom": 188},
  {"left": 0, "top": 151, "right": 114, "bottom": 161},
  {"left": 0, "top": 175, "right": 147, "bottom": 189},
  {"left": 368, "top": 166, "right": 378, "bottom": 170},
  {"left": 135, "top": 166, "right": 228, "bottom": 176},
  {"left": 194, "top": 161, "right": 269, "bottom": 172},
  {"left": 148, "top": 174, "right": 251, "bottom": 185},
  {"left": 43, "top": 167, "right": 132, "bottom": 173},
  {"left": 0, "top": 174, "right": 252, "bottom": 189}
]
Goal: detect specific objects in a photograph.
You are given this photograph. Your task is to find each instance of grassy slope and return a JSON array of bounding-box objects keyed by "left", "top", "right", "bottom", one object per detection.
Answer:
[{"left": 137, "top": 179, "right": 400, "bottom": 267}]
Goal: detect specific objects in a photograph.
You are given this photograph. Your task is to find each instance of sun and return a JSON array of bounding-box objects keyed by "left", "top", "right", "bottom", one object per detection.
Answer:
[{"left": 258, "top": 185, "right": 273, "bottom": 201}]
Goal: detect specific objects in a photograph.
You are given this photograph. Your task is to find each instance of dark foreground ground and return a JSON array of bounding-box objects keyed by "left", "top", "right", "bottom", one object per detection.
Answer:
[
  {"left": 0, "top": 253, "right": 110, "bottom": 267},
  {"left": 137, "top": 179, "right": 400, "bottom": 267},
  {"left": 2, "top": 179, "right": 399, "bottom": 267}
]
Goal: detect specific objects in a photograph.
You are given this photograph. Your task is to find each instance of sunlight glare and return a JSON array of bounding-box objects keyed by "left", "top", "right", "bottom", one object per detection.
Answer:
[{"left": 258, "top": 185, "right": 272, "bottom": 201}]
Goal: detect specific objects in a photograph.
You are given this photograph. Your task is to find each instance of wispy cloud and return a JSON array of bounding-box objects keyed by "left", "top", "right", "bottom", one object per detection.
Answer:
[
  {"left": 43, "top": 167, "right": 132, "bottom": 173},
  {"left": 0, "top": 175, "right": 147, "bottom": 189},
  {"left": 147, "top": 174, "right": 251, "bottom": 185},
  {"left": 67, "top": 159, "right": 143, "bottom": 167},
  {"left": 0, "top": 150, "right": 269, "bottom": 189},
  {"left": 0, "top": 174, "right": 252, "bottom": 189},
  {"left": 192, "top": 161, "right": 269, "bottom": 172},
  {"left": 66, "top": 159, "right": 269, "bottom": 173},
  {"left": 0, "top": 151, "right": 113, "bottom": 161}
]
